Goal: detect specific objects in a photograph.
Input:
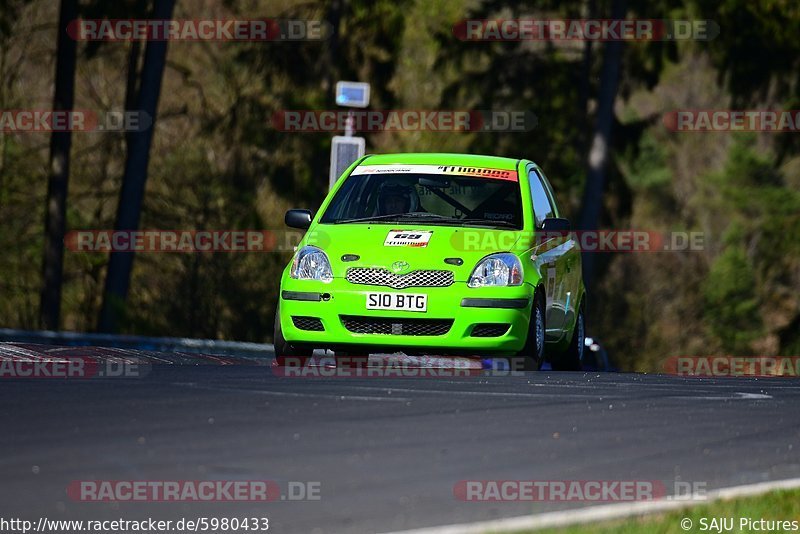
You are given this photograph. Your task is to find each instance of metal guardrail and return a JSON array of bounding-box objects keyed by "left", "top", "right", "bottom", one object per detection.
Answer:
[{"left": 0, "top": 328, "right": 274, "bottom": 360}]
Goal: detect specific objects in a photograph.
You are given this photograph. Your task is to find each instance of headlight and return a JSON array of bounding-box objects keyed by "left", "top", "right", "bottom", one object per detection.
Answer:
[
  {"left": 468, "top": 253, "right": 523, "bottom": 288},
  {"left": 291, "top": 246, "right": 333, "bottom": 282}
]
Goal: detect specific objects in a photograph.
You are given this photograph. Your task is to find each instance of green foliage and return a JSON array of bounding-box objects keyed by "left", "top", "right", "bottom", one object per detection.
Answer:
[
  {"left": 703, "top": 235, "right": 762, "bottom": 353},
  {"left": 696, "top": 0, "right": 800, "bottom": 105},
  {"left": 625, "top": 131, "right": 672, "bottom": 191},
  {"left": 716, "top": 137, "right": 800, "bottom": 346}
]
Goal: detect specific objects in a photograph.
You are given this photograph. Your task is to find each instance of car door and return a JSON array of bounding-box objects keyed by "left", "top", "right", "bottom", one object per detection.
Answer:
[
  {"left": 538, "top": 167, "right": 582, "bottom": 336},
  {"left": 526, "top": 164, "right": 567, "bottom": 340}
]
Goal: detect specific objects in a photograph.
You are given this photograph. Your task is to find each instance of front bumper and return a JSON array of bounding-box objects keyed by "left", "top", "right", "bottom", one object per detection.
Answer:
[{"left": 278, "top": 278, "right": 534, "bottom": 354}]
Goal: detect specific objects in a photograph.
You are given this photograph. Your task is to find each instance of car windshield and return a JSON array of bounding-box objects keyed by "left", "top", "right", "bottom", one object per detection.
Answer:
[{"left": 320, "top": 171, "right": 523, "bottom": 228}]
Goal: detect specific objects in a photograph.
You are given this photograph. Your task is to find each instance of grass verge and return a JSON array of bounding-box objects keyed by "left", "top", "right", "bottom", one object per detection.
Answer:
[{"left": 513, "top": 488, "right": 800, "bottom": 534}]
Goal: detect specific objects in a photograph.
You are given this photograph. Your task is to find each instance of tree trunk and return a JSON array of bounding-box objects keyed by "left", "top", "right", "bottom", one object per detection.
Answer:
[
  {"left": 577, "top": 0, "right": 626, "bottom": 292},
  {"left": 40, "top": 0, "right": 78, "bottom": 331},
  {"left": 577, "top": 0, "right": 596, "bottom": 156},
  {"left": 323, "top": 0, "right": 343, "bottom": 107},
  {"left": 97, "top": 0, "right": 176, "bottom": 333}
]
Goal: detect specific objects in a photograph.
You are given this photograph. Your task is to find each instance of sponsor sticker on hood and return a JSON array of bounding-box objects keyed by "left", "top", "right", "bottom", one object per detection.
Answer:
[{"left": 384, "top": 230, "right": 433, "bottom": 248}]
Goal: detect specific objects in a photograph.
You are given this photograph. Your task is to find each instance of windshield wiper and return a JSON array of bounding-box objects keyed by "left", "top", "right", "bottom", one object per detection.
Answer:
[
  {"left": 453, "top": 218, "right": 520, "bottom": 228},
  {"left": 334, "top": 213, "right": 519, "bottom": 228},
  {"left": 335, "top": 213, "right": 451, "bottom": 224}
]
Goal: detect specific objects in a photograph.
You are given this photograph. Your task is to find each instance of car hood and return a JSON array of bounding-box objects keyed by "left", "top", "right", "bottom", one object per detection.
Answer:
[{"left": 304, "top": 223, "right": 523, "bottom": 282}]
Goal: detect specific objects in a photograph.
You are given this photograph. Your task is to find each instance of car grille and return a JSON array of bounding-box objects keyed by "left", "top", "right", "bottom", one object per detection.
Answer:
[
  {"left": 340, "top": 315, "right": 453, "bottom": 336},
  {"left": 345, "top": 268, "right": 454, "bottom": 289},
  {"left": 291, "top": 316, "right": 325, "bottom": 331},
  {"left": 471, "top": 323, "right": 511, "bottom": 337}
]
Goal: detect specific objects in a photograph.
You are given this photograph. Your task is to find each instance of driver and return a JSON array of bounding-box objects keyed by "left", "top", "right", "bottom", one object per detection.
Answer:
[{"left": 376, "top": 182, "right": 421, "bottom": 215}]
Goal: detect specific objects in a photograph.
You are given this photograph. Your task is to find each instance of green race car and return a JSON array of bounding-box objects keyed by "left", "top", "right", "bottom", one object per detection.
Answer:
[{"left": 275, "top": 153, "right": 586, "bottom": 370}]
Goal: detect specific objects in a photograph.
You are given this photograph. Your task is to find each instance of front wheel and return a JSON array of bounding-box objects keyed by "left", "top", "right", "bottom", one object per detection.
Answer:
[
  {"left": 512, "top": 292, "right": 546, "bottom": 371},
  {"left": 550, "top": 305, "right": 585, "bottom": 371}
]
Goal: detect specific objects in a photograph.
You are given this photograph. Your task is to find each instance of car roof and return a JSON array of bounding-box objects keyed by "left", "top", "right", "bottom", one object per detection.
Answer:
[{"left": 361, "top": 153, "right": 521, "bottom": 170}]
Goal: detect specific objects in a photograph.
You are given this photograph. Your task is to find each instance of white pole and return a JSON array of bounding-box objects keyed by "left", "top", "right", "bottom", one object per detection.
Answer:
[{"left": 344, "top": 109, "right": 354, "bottom": 137}]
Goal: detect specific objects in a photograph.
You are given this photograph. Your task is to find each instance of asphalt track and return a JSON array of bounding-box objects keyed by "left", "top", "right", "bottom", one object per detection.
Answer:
[{"left": 2, "top": 343, "right": 800, "bottom": 534}]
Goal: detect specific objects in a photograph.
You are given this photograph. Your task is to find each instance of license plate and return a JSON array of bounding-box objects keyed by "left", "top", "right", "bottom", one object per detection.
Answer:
[{"left": 366, "top": 292, "right": 428, "bottom": 312}]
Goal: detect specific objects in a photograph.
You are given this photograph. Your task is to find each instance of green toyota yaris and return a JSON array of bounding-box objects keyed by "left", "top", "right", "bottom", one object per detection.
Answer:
[{"left": 275, "top": 153, "right": 586, "bottom": 371}]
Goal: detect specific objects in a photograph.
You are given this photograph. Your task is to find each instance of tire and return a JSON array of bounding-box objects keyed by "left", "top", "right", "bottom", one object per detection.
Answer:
[
  {"left": 513, "top": 290, "right": 546, "bottom": 371},
  {"left": 550, "top": 304, "right": 585, "bottom": 371},
  {"left": 273, "top": 305, "right": 312, "bottom": 367}
]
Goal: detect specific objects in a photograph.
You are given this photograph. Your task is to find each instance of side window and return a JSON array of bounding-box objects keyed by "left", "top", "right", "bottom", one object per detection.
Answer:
[
  {"left": 528, "top": 167, "right": 555, "bottom": 227},
  {"left": 537, "top": 169, "right": 561, "bottom": 217}
]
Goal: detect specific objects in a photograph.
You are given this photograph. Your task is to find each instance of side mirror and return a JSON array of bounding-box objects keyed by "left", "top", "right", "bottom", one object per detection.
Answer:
[
  {"left": 541, "top": 217, "right": 571, "bottom": 234},
  {"left": 285, "top": 209, "right": 312, "bottom": 229}
]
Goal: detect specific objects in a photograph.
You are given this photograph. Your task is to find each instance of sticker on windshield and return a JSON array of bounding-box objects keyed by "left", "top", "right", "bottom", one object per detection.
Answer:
[
  {"left": 352, "top": 164, "right": 518, "bottom": 182},
  {"left": 384, "top": 230, "right": 433, "bottom": 248},
  {"left": 436, "top": 165, "right": 517, "bottom": 181}
]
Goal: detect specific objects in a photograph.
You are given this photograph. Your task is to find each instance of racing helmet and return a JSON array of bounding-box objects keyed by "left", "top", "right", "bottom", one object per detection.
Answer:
[{"left": 377, "top": 181, "right": 421, "bottom": 215}]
